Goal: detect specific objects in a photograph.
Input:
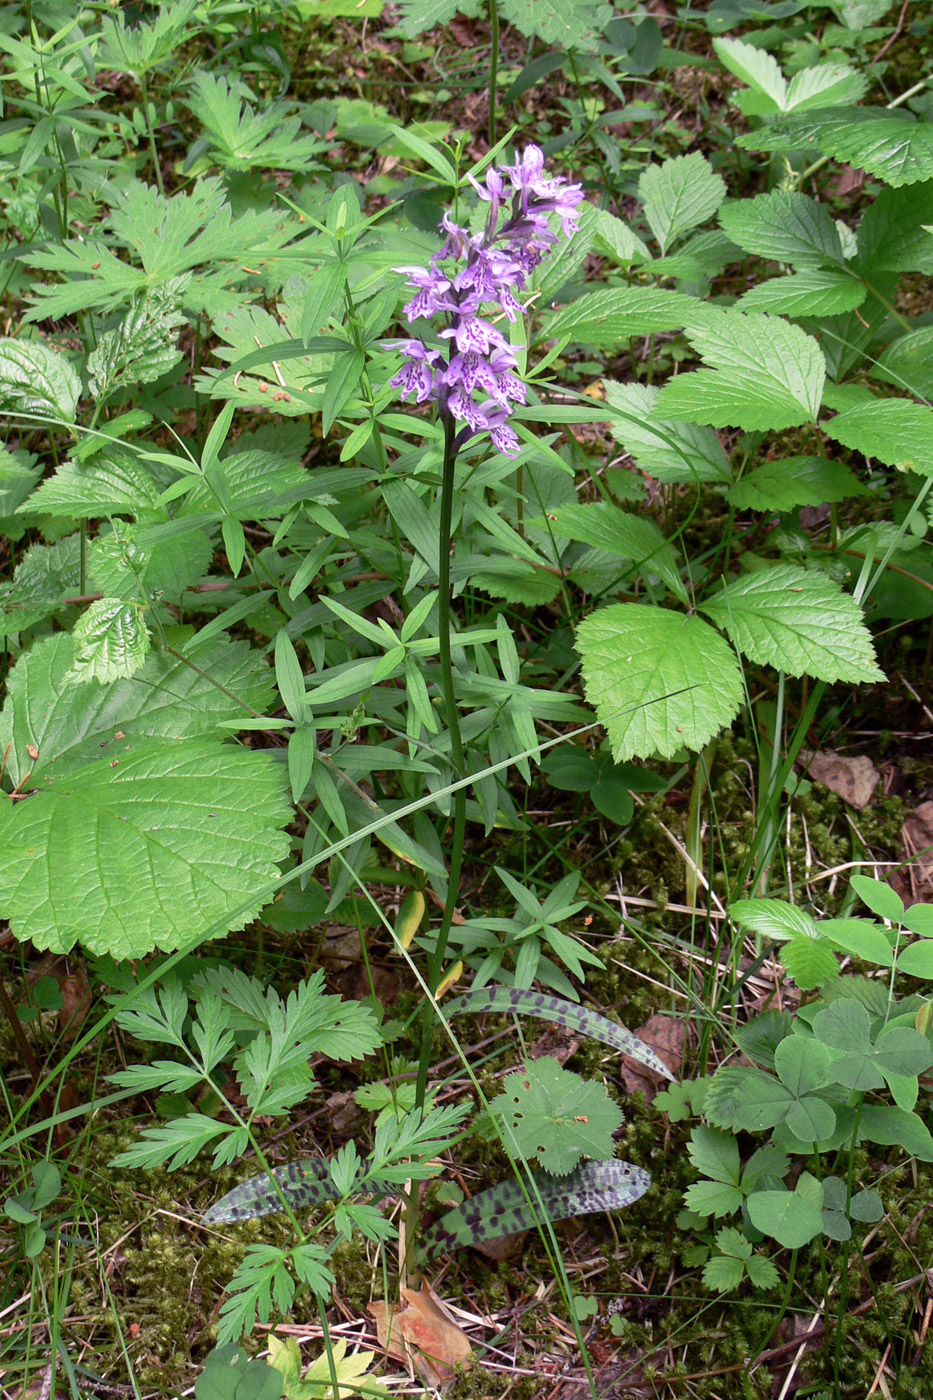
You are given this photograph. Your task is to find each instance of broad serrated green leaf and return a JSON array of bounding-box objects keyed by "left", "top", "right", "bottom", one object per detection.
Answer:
[
  {"left": 730, "top": 897, "right": 819, "bottom": 942},
  {"left": 603, "top": 381, "right": 731, "bottom": 485},
  {"left": 0, "top": 337, "right": 81, "bottom": 421},
  {"left": 490, "top": 1058, "right": 623, "bottom": 1175},
  {"left": 549, "top": 503, "right": 686, "bottom": 601},
  {"left": 0, "top": 535, "right": 80, "bottom": 639},
  {"left": 747, "top": 1190, "right": 823, "bottom": 1247},
  {"left": 499, "top": 0, "right": 612, "bottom": 51},
  {"left": 719, "top": 190, "right": 845, "bottom": 270},
  {"left": 576, "top": 604, "right": 743, "bottom": 760},
  {"left": 873, "top": 326, "right": 933, "bottom": 397},
  {"left": 855, "top": 184, "right": 933, "bottom": 274},
  {"left": 24, "top": 451, "right": 166, "bottom": 519},
  {"left": 180, "top": 449, "right": 310, "bottom": 520},
  {"left": 0, "top": 631, "right": 276, "bottom": 787},
  {"left": 591, "top": 208, "right": 651, "bottom": 265},
  {"left": 822, "top": 396, "right": 933, "bottom": 474},
  {"left": 655, "top": 310, "right": 825, "bottom": 431},
  {"left": 65, "top": 598, "right": 151, "bottom": 685},
  {"left": 784, "top": 62, "right": 869, "bottom": 113},
  {"left": 0, "top": 738, "right": 291, "bottom": 956},
  {"left": 704, "top": 1067, "right": 793, "bottom": 1132},
  {"left": 87, "top": 284, "right": 187, "bottom": 401},
  {"left": 713, "top": 37, "right": 786, "bottom": 109},
  {"left": 779, "top": 936, "right": 840, "bottom": 989},
  {"left": 685, "top": 1179, "right": 744, "bottom": 1216},
  {"left": 737, "top": 269, "right": 865, "bottom": 317},
  {"left": 728, "top": 455, "right": 865, "bottom": 511},
  {"left": 702, "top": 1251, "right": 748, "bottom": 1292},
  {"left": 738, "top": 109, "right": 933, "bottom": 188},
  {"left": 687, "top": 1125, "right": 740, "bottom": 1185},
  {"left": 638, "top": 153, "right": 726, "bottom": 254},
  {"left": 541, "top": 287, "right": 693, "bottom": 351},
  {"left": 88, "top": 526, "right": 213, "bottom": 602},
  {"left": 700, "top": 563, "right": 884, "bottom": 683}
]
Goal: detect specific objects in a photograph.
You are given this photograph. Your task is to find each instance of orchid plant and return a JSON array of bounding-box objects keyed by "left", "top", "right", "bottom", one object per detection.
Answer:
[{"left": 383, "top": 145, "right": 586, "bottom": 1103}]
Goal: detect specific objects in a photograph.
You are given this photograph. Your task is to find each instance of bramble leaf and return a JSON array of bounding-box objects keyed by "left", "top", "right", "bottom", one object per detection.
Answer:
[
  {"left": 541, "top": 288, "right": 692, "bottom": 350},
  {"left": 728, "top": 456, "right": 865, "bottom": 512},
  {"left": 0, "top": 738, "right": 291, "bottom": 956},
  {"left": 738, "top": 109, "right": 933, "bottom": 188},
  {"left": 719, "top": 190, "right": 846, "bottom": 269},
  {"left": 638, "top": 153, "right": 726, "bottom": 254},
  {"left": 65, "top": 599, "right": 151, "bottom": 685},
  {"left": 822, "top": 396, "right": 933, "bottom": 474},
  {"left": 699, "top": 564, "right": 884, "bottom": 684},
  {"left": 576, "top": 604, "right": 743, "bottom": 760},
  {"left": 0, "top": 337, "right": 81, "bottom": 421},
  {"left": 603, "top": 381, "right": 731, "bottom": 485}
]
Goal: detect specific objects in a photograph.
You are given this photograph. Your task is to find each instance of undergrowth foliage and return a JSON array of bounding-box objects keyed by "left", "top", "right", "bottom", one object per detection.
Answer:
[{"left": 2, "top": 0, "right": 933, "bottom": 1394}]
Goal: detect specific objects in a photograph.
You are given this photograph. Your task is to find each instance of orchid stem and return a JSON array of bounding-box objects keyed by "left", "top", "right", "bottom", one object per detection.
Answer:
[{"left": 416, "top": 412, "right": 467, "bottom": 1109}]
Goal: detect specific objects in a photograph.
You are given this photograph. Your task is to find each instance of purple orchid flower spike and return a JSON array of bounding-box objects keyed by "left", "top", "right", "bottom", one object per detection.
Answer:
[{"left": 386, "top": 145, "right": 584, "bottom": 459}]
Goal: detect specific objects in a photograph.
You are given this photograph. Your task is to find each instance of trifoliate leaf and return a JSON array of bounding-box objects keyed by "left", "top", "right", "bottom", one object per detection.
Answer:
[
  {"left": 779, "top": 937, "right": 840, "bottom": 990},
  {"left": 0, "top": 738, "right": 291, "bottom": 956},
  {"left": 737, "top": 269, "right": 865, "bottom": 317},
  {"left": 576, "top": 604, "right": 743, "bottom": 761},
  {"left": 0, "top": 337, "right": 81, "bottom": 421},
  {"left": 541, "top": 287, "right": 693, "bottom": 351},
  {"left": 782, "top": 63, "right": 868, "bottom": 115},
  {"left": 549, "top": 503, "right": 686, "bottom": 602},
  {"left": 719, "top": 190, "right": 845, "bottom": 270},
  {"left": 713, "top": 37, "right": 786, "bottom": 110},
  {"left": 822, "top": 396, "right": 933, "bottom": 474},
  {"left": 489, "top": 1058, "right": 623, "bottom": 1175},
  {"left": 655, "top": 309, "right": 825, "bottom": 431},
  {"left": 65, "top": 599, "right": 151, "bottom": 685},
  {"left": 702, "top": 1251, "right": 747, "bottom": 1292},
  {"left": 603, "top": 381, "right": 731, "bottom": 485},
  {"left": 728, "top": 455, "right": 865, "bottom": 512},
  {"left": 699, "top": 563, "right": 884, "bottom": 683},
  {"left": 0, "top": 631, "right": 276, "bottom": 786},
  {"left": 738, "top": 109, "right": 933, "bottom": 188},
  {"left": 638, "top": 153, "right": 726, "bottom": 254}
]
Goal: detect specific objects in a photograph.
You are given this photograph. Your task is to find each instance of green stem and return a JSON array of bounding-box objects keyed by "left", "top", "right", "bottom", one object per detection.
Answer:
[
  {"left": 416, "top": 412, "right": 467, "bottom": 1109},
  {"left": 488, "top": 0, "right": 500, "bottom": 148}
]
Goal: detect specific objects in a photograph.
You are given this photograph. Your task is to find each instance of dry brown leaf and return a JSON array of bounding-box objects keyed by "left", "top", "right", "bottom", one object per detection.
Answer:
[
  {"left": 58, "top": 966, "right": 91, "bottom": 1040},
  {"left": 902, "top": 800, "right": 933, "bottom": 893},
  {"left": 799, "top": 750, "right": 879, "bottom": 809},
  {"left": 620, "top": 1014, "right": 685, "bottom": 1099},
  {"left": 368, "top": 1281, "right": 472, "bottom": 1390}
]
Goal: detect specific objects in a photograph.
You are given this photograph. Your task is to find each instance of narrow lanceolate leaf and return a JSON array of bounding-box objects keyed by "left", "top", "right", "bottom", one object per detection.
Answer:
[
  {"left": 638, "top": 153, "right": 726, "bottom": 254},
  {"left": 719, "top": 191, "right": 845, "bottom": 270},
  {"left": 655, "top": 309, "right": 825, "bottom": 431},
  {"left": 822, "top": 397, "right": 933, "bottom": 474},
  {"left": 541, "top": 287, "right": 693, "bottom": 351},
  {"left": 0, "top": 338, "right": 81, "bottom": 421},
  {"left": 700, "top": 564, "right": 884, "bottom": 684},
  {"left": 203, "top": 1159, "right": 342, "bottom": 1224},
  {"left": 738, "top": 109, "right": 933, "bottom": 188},
  {"left": 418, "top": 1160, "right": 651, "bottom": 1262},
  {"left": 576, "top": 604, "right": 743, "bottom": 761},
  {"left": 65, "top": 598, "right": 151, "bottom": 685},
  {"left": 737, "top": 270, "right": 864, "bottom": 318},
  {"left": 443, "top": 985, "right": 675, "bottom": 1080},
  {"left": 0, "top": 738, "right": 291, "bottom": 957}
]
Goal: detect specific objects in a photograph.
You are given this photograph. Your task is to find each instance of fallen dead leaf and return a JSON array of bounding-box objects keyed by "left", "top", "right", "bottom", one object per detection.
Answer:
[
  {"left": 902, "top": 800, "right": 933, "bottom": 895},
  {"left": 368, "top": 1280, "right": 472, "bottom": 1390},
  {"left": 798, "top": 750, "right": 879, "bottom": 809},
  {"left": 620, "top": 1014, "right": 685, "bottom": 1100}
]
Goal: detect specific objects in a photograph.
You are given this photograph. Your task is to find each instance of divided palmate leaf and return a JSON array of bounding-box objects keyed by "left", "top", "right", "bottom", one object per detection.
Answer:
[
  {"left": 393, "top": 0, "right": 482, "bottom": 39},
  {"left": 654, "top": 309, "right": 825, "bottom": 431},
  {"left": 489, "top": 1058, "right": 623, "bottom": 1175},
  {"left": 576, "top": 604, "right": 743, "bottom": 761},
  {"left": 443, "top": 985, "right": 676, "bottom": 1079},
  {"left": 699, "top": 563, "right": 884, "bottom": 683},
  {"left": 738, "top": 109, "right": 933, "bottom": 188},
  {"left": 0, "top": 738, "right": 291, "bottom": 957},
  {"left": 638, "top": 153, "right": 726, "bottom": 254},
  {"left": 498, "top": 0, "right": 613, "bottom": 52}
]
